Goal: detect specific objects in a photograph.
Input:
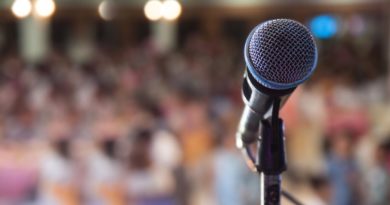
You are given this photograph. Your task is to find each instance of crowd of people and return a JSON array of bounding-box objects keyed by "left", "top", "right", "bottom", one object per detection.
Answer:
[{"left": 0, "top": 33, "right": 389, "bottom": 205}]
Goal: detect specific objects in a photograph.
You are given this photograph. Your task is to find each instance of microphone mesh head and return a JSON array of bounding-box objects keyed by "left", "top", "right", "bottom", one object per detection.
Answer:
[{"left": 246, "top": 19, "right": 317, "bottom": 89}]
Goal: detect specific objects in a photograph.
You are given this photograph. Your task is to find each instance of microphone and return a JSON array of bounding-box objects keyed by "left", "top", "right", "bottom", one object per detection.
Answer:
[{"left": 236, "top": 19, "right": 318, "bottom": 148}]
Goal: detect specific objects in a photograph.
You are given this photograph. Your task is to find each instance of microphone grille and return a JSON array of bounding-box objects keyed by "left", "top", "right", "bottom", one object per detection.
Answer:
[{"left": 246, "top": 19, "right": 317, "bottom": 89}]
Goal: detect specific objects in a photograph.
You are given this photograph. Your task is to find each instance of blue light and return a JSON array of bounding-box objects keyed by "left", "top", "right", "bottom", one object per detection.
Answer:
[{"left": 309, "top": 15, "right": 338, "bottom": 39}]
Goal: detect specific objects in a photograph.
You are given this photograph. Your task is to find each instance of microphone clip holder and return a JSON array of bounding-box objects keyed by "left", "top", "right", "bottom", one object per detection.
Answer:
[{"left": 257, "top": 117, "right": 287, "bottom": 175}]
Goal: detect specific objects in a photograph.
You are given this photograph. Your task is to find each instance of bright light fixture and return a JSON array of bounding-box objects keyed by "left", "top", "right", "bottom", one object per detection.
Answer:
[
  {"left": 98, "top": 0, "right": 115, "bottom": 21},
  {"left": 162, "top": 0, "right": 181, "bottom": 21},
  {"left": 35, "top": 0, "right": 56, "bottom": 18},
  {"left": 11, "top": 0, "right": 32, "bottom": 18},
  {"left": 144, "top": 0, "right": 163, "bottom": 21}
]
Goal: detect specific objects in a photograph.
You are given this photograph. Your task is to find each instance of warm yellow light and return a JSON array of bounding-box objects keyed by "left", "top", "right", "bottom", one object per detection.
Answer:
[
  {"left": 162, "top": 0, "right": 182, "bottom": 21},
  {"left": 11, "top": 0, "right": 32, "bottom": 18},
  {"left": 98, "top": 0, "right": 114, "bottom": 21},
  {"left": 144, "top": 0, "right": 163, "bottom": 21},
  {"left": 35, "top": 0, "right": 56, "bottom": 18}
]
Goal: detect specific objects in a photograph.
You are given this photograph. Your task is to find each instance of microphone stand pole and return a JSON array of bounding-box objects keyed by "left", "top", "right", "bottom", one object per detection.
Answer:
[{"left": 257, "top": 116, "right": 286, "bottom": 205}]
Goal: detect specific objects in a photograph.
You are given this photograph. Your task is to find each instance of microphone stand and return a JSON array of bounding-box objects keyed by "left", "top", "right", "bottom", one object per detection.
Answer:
[
  {"left": 258, "top": 120, "right": 285, "bottom": 204},
  {"left": 239, "top": 99, "right": 304, "bottom": 205},
  {"left": 257, "top": 98, "right": 286, "bottom": 205}
]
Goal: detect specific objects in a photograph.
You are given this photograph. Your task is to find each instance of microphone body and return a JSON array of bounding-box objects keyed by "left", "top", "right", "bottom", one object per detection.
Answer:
[
  {"left": 236, "top": 18, "right": 318, "bottom": 205},
  {"left": 236, "top": 19, "right": 317, "bottom": 148}
]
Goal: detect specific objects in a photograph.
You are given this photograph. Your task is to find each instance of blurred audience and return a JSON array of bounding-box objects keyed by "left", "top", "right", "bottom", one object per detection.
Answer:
[{"left": 0, "top": 32, "right": 388, "bottom": 205}]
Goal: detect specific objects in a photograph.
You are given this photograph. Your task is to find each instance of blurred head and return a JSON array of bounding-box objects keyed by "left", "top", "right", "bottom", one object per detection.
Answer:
[
  {"left": 92, "top": 118, "right": 122, "bottom": 160},
  {"left": 128, "top": 128, "right": 153, "bottom": 169},
  {"left": 47, "top": 119, "right": 71, "bottom": 140},
  {"left": 93, "top": 117, "right": 122, "bottom": 140},
  {"left": 309, "top": 175, "right": 332, "bottom": 203},
  {"left": 46, "top": 119, "right": 73, "bottom": 159},
  {"left": 132, "top": 91, "right": 161, "bottom": 118},
  {"left": 331, "top": 131, "right": 355, "bottom": 159},
  {"left": 52, "top": 139, "right": 72, "bottom": 159},
  {"left": 215, "top": 109, "right": 240, "bottom": 149},
  {"left": 100, "top": 138, "right": 118, "bottom": 159},
  {"left": 374, "top": 141, "right": 389, "bottom": 165},
  {"left": 11, "top": 98, "right": 34, "bottom": 125},
  {"left": 124, "top": 91, "right": 161, "bottom": 128}
]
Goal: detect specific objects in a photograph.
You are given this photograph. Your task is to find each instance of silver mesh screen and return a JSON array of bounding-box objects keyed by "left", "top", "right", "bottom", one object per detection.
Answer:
[{"left": 248, "top": 19, "right": 317, "bottom": 84}]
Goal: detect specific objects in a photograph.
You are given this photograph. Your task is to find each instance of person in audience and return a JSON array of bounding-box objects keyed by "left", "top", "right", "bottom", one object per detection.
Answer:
[
  {"left": 37, "top": 121, "right": 80, "bottom": 205},
  {"left": 308, "top": 175, "right": 332, "bottom": 205},
  {"left": 365, "top": 141, "right": 390, "bottom": 205},
  {"left": 126, "top": 128, "right": 177, "bottom": 205},
  {"left": 326, "top": 131, "right": 363, "bottom": 205}
]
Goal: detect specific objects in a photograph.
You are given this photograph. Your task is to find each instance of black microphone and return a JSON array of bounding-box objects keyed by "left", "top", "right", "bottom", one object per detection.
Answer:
[{"left": 236, "top": 19, "right": 318, "bottom": 148}]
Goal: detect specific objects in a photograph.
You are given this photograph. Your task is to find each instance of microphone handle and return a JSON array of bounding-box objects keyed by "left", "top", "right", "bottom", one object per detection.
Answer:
[{"left": 237, "top": 75, "right": 291, "bottom": 148}]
